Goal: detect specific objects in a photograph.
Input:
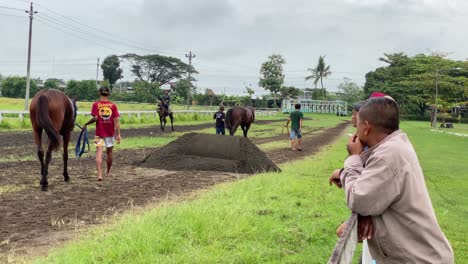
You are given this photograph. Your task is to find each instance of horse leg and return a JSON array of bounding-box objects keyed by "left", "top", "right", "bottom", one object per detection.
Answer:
[
  {"left": 35, "top": 129, "right": 46, "bottom": 179},
  {"left": 244, "top": 123, "right": 252, "bottom": 138},
  {"left": 160, "top": 116, "right": 164, "bottom": 132},
  {"left": 240, "top": 123, "right": 247, "bottom": 137},
  {"left": 230, "top": 122, "right": 240, "bottom": 136},
  {"left": 41, "top": 144, "right": 54, "bottom": 191},
  {"left": 163, "top": 117, "right": 167, "bottom": 131},
  {"left": 62, "top": 132, "right": 71, "bottom": 182},
  {"left": 170, "top": 113, "right": 174, "bottom": 131}
]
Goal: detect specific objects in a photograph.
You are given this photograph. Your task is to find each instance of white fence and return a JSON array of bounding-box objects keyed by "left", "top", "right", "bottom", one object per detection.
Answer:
[
  {"left": 328, "top": 213, "right": 373, "bottom": 264},
  {"left": 0, "top": 110, "right": 278, "bottom": 122}
]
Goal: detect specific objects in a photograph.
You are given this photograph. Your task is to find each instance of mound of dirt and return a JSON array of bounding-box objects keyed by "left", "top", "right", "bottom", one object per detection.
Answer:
[{"left": 138, "top": 133, "right": 280, "bottom": 174}]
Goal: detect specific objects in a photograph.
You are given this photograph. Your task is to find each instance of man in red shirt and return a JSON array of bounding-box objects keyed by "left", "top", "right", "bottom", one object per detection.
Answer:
[{"left": 83, "top": 86, "right": 121, "bottom": 181}]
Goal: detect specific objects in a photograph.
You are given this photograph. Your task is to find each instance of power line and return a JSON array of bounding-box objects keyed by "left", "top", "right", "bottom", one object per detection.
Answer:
[
  {"left": 0, "top": 5, "right": 25, "bottom": 11},
  {"left": 0, "top": 0, "right": 30, "bottom": 3},
  {"left": 36, "top": 14, "right": 133, "bottom": 49},
  {"left": 34, "top": 2, "right": 185, "bottom": 56},
  {"left": 0, "top": 11, "right": 25, "bottom": 17},
  {"left": 35, "top": 12, "right": 182, "bottom": 56},
  {"left": 35, "top": 17, "right": 127, "bottom": 53}
]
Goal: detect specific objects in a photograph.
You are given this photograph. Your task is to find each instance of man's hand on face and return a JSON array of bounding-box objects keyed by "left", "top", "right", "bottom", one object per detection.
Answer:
[{"left": 347, "top": 133, "right": 364, "bottom": 156}]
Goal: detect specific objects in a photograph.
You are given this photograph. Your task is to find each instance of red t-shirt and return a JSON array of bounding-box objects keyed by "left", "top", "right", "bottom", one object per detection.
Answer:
[{"left": 91, "top": 100, "right": 120, "bottom": 138}]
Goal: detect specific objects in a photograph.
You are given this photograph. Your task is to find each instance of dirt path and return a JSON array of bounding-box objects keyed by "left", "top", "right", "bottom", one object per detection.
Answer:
[
  {"left": 0, "top": 120, "right": 278, "bottom": 157},
  {"left": 0, "top": 121, "right": 349, "bottom": 262}
]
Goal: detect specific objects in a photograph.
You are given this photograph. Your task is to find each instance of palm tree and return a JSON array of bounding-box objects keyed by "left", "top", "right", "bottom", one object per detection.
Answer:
[
  {"left": 306, "top": 55, "right": 331, "bottom": 99},
  {"left": 305, "top": 67, "right": 319, "bottom": 88}
]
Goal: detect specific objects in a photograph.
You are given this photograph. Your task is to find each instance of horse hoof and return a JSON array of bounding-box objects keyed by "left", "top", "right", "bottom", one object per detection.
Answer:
[
  {"left": 64, "top": 177, "right": 70, "bottom": 182},
  {"left": 41, "top": 185, "right": 48, "bottom": 191}
]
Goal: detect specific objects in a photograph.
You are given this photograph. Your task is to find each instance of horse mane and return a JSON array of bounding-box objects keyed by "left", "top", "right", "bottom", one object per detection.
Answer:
[{"left": 36, "top": 95, "right": 60, "bottom": 150}]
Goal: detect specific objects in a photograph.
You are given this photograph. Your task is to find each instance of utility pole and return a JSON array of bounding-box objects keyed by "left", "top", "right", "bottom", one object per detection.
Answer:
[
  {"left": 185, "top": 51, "right": 195, "bottom": 110},
  {"left": 95, "top": 57, "right": 100, "bottom": 88},
  {"left": 432, "top": 69, "right": 439, "bottom": 128},
  {"left": 24, "top": 2, "right": 37, "bottom": 110}
]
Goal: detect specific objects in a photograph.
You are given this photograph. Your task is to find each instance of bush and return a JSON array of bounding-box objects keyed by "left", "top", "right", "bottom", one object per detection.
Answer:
[{"left": 0, "top": 120, "right": 12, "bottom": 129}]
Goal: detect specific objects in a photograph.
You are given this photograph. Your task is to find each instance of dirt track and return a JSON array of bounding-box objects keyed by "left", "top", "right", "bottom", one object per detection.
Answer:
[{"left": 0, "top": 121, "right": 349, "bottom": 261}]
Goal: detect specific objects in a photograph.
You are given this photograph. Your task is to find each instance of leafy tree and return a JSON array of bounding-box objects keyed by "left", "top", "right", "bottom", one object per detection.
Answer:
[
  {"left": 306, "top": 55, "right": 331, "bottom": 99},
  {"left": 205, "top": 88, "right": 215, "bottom": 106},
  {"left": 133, "top": 81, "right": 162, "bottom": 103},
  {"left": 174, "top": 80, "right": 191, "bottom": 101},
  {"left": 44, "top": 79, "right": 59, "bottom": 89},
  {"left": 316, "top": 55, "right": 331, "bottom": 93},
  {"left": 0, "top": 76, "right": 38, "bottom": 98},
  {"left": 337, "top": 78, "right": 364, "bottom": 108},
  {"left": 259, "top": 54, "right": 286, "bottom": 107},
  {"left": 246, "top": 87, "right": 255, "bottom": 98},
  {"left": 305, "top": 68, "right": 319, "bottom": 88},
  {"left": 121, "top": 53, "right": 196, "bottom": 86},
  {"left": 101, "top": 55, "right": 123, "bottom": 89},
  {"left": 305, "top": 88, "right": 328, "bottom": 100},
  {"left": 364, "top": 53, "right": 468, "bottom": 116},
  {"left": 280, "top": 86, "right": 303, "bottom": 99},
  {"left": 65, "top": 80, "right": 99, "bottom": 101}
]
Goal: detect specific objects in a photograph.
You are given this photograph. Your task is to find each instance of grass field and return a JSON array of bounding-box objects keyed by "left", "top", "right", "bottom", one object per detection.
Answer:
[
  {"left": 0, "top": 96, "right": 287, "bottom": 131},
  {"left": 432, "top": 123, "right": 468, "bottom": 135},
  {"left": 33, "top": 121, "right": 467, "bottom": 263},
  {"left": 0, "top": 97, "right": 214, "bottom": 111}
]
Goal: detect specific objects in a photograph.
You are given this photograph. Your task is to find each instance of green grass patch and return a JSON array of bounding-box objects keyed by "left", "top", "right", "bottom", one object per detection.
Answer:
[
  {"left": 432, "top": 122, "right": 468, "bottom": 135},
  {"left": 118, "top": 136, "right": 177, "bottom": 150},
  {"left": 36, "top": 134, "right": 351, "bottom": 264},
  {"left": 0, "top": 113, "right": 214, "bottom": 132},
  {"left": 0, "top": 154, "right": 35, "bottom": 163},
  {"left": 0, "top": 185, "right": 26, "bottom": 194},
  {"left": 401, "top": 121, "right": 468, "bottom": 262},
  {"left": 28, "top": 120, "right": 468, "bottom": 263}
]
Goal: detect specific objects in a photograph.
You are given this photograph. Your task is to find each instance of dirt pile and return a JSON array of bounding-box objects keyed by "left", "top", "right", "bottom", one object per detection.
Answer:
[{"left": 138, "top": 133, "right": 280, "bottom": 174}]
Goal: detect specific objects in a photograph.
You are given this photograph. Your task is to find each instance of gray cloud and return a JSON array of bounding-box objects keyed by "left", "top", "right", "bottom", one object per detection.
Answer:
[{"left": 0, "top": 0, "right": 467, "bottom": 95}]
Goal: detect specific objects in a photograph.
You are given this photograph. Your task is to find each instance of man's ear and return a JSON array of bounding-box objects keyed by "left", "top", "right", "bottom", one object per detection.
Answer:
[{"left": 363, "top": 121, "right": 371, "bottom": 136}]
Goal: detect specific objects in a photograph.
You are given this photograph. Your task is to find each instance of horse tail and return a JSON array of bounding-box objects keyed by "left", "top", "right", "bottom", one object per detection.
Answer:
[
  {"left": 36, "top": 95, "right": 60, "bottom": 150},
  {"left": 249, "top": 106, "right": 255, "bottom": 123},
  {"left": 225, "top": 108, "right": 233, "bottom": 129}
]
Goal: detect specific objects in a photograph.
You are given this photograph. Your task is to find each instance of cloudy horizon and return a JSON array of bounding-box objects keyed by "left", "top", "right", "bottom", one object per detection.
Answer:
[{"left": 1, "top": 0, "right": 467, "bottom": 96}]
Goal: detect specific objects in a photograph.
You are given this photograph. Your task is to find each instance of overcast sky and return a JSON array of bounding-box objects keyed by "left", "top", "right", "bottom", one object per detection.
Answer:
[{"left": 0, "top": 0, "right": 467, "bottom": 96}]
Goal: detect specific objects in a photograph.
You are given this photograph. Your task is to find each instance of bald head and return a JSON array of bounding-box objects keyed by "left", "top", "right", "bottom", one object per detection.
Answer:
[{"left": 359, "top": 97, "right": 400, "bottom": 134}]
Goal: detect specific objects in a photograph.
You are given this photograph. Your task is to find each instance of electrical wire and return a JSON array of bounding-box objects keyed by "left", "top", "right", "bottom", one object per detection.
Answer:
[{"left": 35, "top": 2, "right": 185, "bottom": 56}]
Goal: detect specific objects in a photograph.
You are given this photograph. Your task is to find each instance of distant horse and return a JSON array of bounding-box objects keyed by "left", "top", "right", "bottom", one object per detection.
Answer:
[
  {"left": 29, "top": 89, "right": 76, "bottom": 191},
  {"left": 225, "top": 106, "right": 255, "bottom": 137},
  {"left": 157, "top": 101, "right": 174, "bottom": 132}
]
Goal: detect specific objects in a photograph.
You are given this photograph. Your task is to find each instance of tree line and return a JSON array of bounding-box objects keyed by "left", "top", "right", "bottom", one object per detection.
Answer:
[{"left": 1, "top": 52, "right": 467, "bottom": 118}]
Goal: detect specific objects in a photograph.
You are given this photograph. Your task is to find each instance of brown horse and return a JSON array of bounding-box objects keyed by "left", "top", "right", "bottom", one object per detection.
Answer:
[
  {"left": 157, "top": 101, "right": 174, "bottom": 132},
  {"left": 225, "top": 106, "right": 255, "bottom": 137},
  {"left": 29, "top": 89, "right": 76, "bottom": 191}
]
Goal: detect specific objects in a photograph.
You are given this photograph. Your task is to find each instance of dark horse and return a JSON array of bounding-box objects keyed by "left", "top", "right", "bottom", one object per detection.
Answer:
[
  {"left": 157, "top": 101, "right": 174, "bottom": 132},
  {"left": 29, "top": 89, "right": 76, "bottom": 191},
  {"left": 225, "top": 106, "right": 255, "bottom": 137}
]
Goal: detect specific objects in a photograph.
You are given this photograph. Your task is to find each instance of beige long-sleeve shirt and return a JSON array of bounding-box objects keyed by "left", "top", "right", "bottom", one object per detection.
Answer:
[{"left": 341, "top": 130, "right": 454, "bottom": 264}]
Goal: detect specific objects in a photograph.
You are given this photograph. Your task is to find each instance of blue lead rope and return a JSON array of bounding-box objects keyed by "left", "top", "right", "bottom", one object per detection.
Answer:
[{"left": 75, "top": 124, "right": 90, "bottom": 158}]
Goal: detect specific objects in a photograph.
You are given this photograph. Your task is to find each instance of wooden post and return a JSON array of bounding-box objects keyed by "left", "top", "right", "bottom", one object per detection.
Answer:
[{"left": 328, "top": 213, "right": 358, "bottom": 264}]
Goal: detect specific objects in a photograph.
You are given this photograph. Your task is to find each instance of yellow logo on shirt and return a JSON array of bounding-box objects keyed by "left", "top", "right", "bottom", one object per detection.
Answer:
[{"left": 98, "top": 103, "right": 113, "bottom": 121}]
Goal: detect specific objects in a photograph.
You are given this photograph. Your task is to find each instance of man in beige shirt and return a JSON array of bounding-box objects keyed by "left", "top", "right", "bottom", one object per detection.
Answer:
[{"left": 331, "top": 97, "right": 454, "bottom": 263}]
